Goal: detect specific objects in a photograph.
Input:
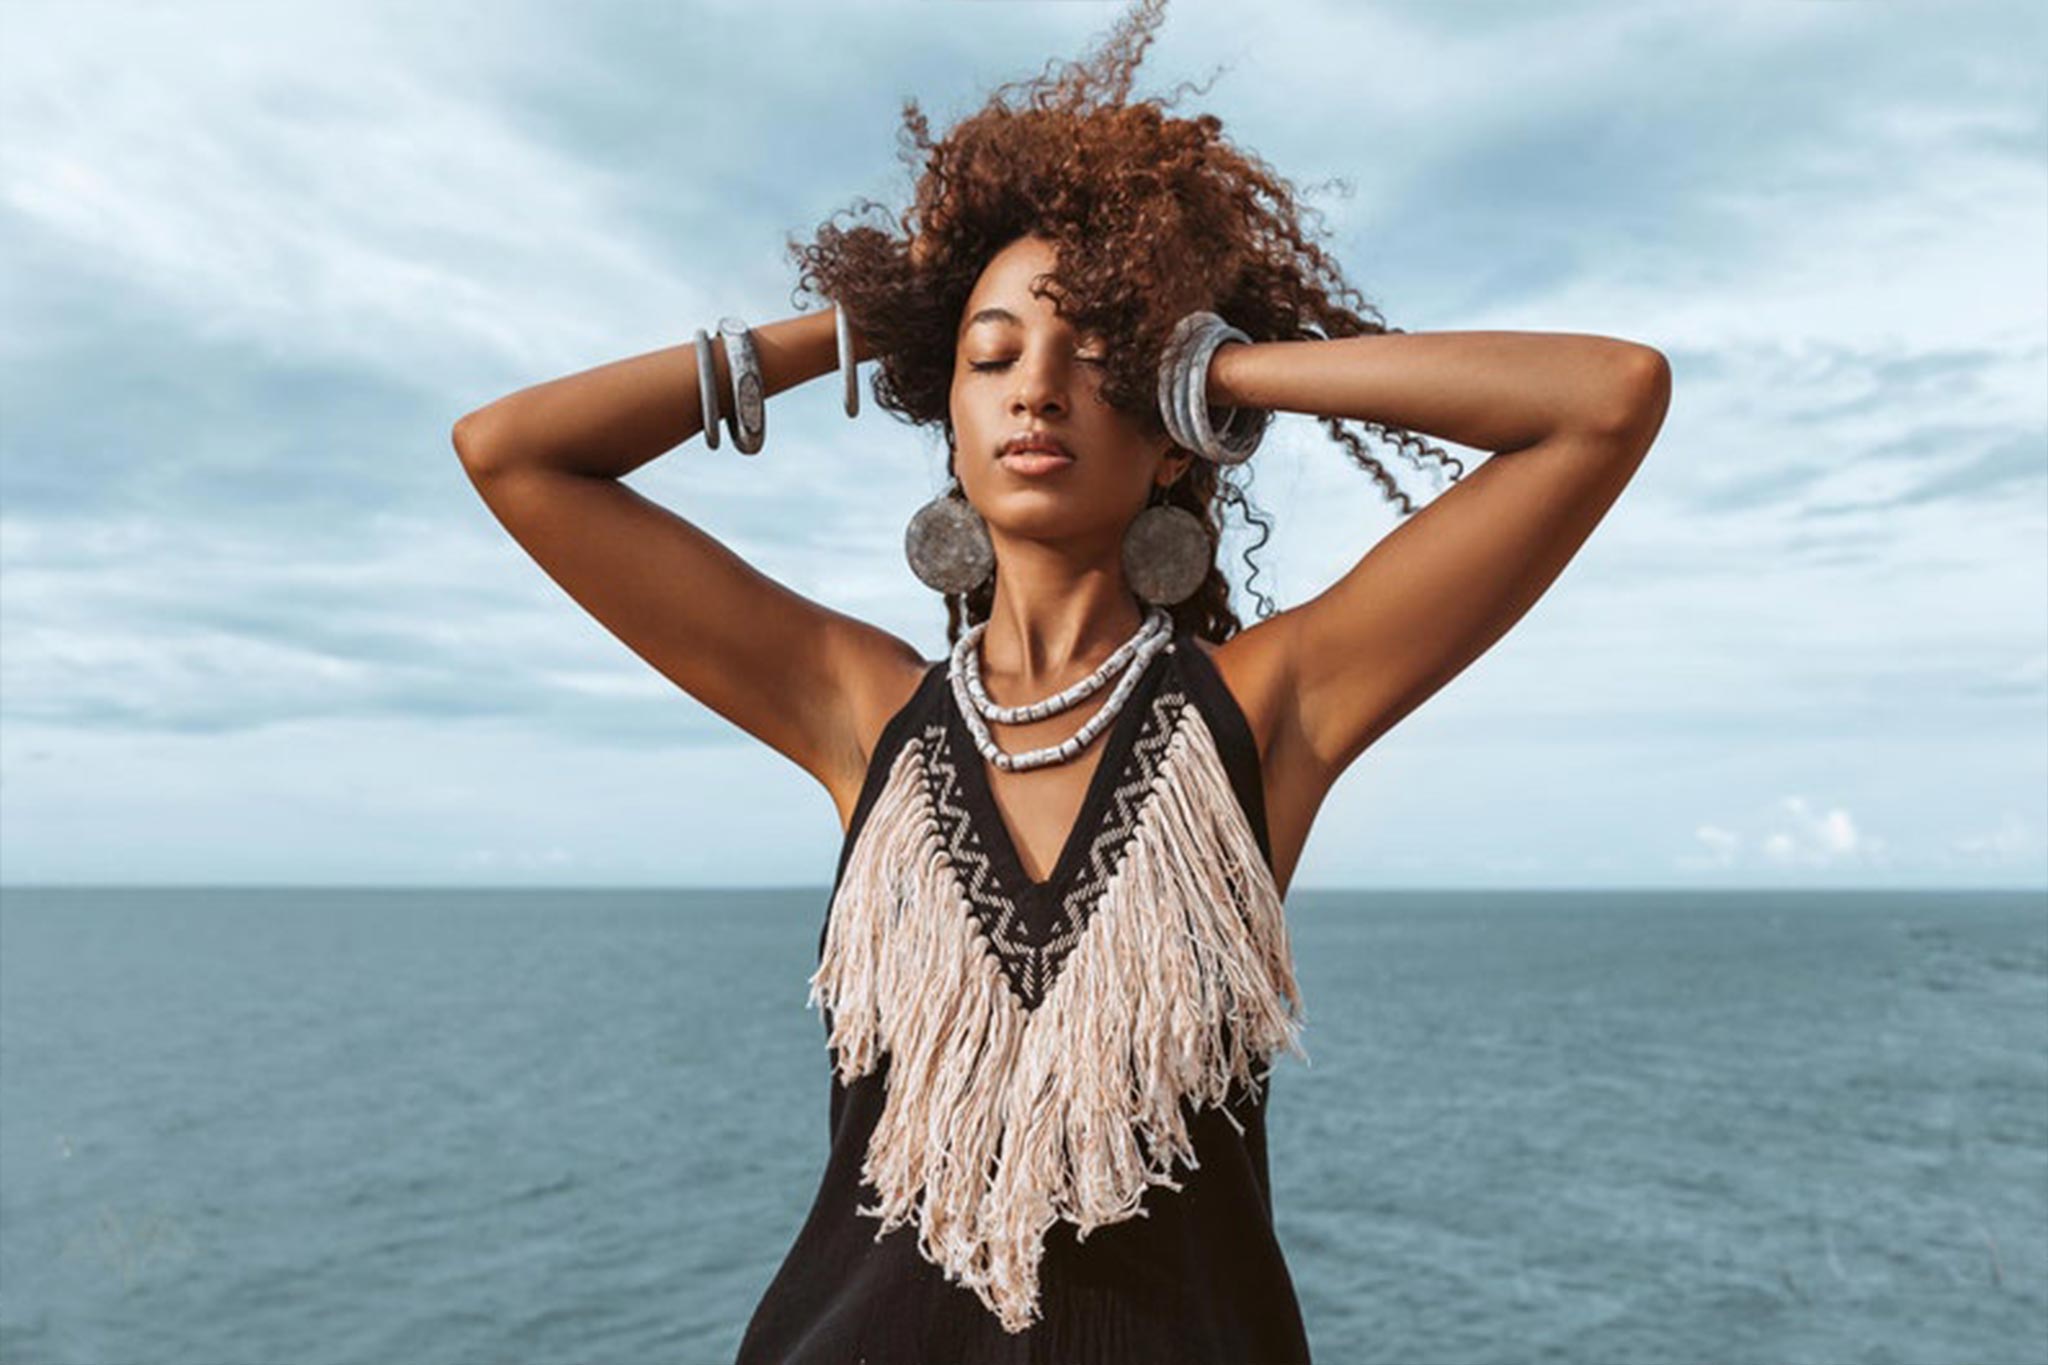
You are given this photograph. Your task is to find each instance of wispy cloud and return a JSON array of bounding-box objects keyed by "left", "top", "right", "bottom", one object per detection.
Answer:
[
  {"left": 1951, "top": 812, "right": 2038, "bottom": 865},
  {"left": 1685, "top": 824, "right": 1742, "bottom": 871}
]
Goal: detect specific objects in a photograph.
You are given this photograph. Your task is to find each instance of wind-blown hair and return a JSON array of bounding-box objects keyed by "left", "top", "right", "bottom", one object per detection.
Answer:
[{"left": 786, "top": 0, "right": 1465, "bottom": 648}]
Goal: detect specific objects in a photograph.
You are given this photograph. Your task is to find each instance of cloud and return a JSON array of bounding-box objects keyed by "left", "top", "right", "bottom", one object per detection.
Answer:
[
  {"left": 1681, "top": 824, "right": 1742, "bottom": 870},
  {"left": 465, "top": 845, "right": 574, "bottom": 871},
  {"left": 1951, "top": 812, "right": 2038, "bottom": 864},
  {"left": 0, "top": 511, "right": 719, "bottom": 744},
  {"left": 1678, "top": 797, "right": 1891, "bottom": 873},
  {"left": 1760, "top": 795, "right": 1886, "bottom": 869}
]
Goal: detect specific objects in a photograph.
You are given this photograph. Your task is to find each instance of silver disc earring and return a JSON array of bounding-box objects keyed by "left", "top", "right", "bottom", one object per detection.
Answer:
[
  {"left": 905, "top": 472, "right": 994, "bottom": 596},
  {"left": 1121, "top": 480, "right": 1211, "bottom": 606}
]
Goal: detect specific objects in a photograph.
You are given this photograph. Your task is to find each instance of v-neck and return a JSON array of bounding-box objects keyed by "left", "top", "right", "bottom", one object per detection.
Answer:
[{"left": 946, "top": 637, "right": 1174, "bottom": 904}]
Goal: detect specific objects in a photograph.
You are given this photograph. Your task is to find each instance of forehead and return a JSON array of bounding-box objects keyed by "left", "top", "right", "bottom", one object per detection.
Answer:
[{"left": 959, "top": 237, "right": 1075, "bottom": 337}]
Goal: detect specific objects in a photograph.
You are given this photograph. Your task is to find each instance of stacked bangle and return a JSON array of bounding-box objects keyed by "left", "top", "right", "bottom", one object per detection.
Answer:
[
  {"left": 697, "top": 302, "right": 862, "bottom": 455},
  {"left": 1157, "top": 310, "right": 1268, "bottom": 465}
]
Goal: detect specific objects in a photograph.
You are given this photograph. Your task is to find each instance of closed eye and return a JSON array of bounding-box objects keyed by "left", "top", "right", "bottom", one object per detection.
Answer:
[{"left": 969, "top": 356, "right": 1107, "bottom": 371}]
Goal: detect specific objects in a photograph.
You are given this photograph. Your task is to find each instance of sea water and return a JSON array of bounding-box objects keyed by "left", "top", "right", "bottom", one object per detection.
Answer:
[{"left": 1, "top": 886, "right": 2041, "bottom": 1365}]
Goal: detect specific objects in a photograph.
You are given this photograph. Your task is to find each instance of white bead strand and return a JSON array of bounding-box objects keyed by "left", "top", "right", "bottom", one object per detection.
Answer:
[
  {"left": 956, "top": 605, "right": 1170, "bottom": 725},
  {"left": 948, "top": 613, "right": 1175, "bottom": 772}
]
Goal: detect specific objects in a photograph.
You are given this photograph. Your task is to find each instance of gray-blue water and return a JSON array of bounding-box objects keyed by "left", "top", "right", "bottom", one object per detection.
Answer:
[{"left": 0, "top": 887, "right": 2042, "bottom": 1365}]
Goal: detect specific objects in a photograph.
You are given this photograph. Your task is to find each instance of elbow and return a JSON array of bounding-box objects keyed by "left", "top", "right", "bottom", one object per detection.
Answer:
[
  {"left": 1588, "top": 345, "right": 1671, "bottom": 450},
  {"left": 451, "top": 409, "right": 503, "bottom": 478}
]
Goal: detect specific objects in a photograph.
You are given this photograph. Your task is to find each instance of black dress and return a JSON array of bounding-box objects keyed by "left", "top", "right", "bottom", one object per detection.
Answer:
[{"left": 737, "top": 624, "right": 1313, "bottom": 1363}]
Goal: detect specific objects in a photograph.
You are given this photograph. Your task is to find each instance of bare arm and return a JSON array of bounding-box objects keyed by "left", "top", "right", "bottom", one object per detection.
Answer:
[
  {"left": 450, "top": 306, "right": 920, "bottom": 801},
  {"left": 1210, "top": 329, "right": 1672, "bottom": 787}
]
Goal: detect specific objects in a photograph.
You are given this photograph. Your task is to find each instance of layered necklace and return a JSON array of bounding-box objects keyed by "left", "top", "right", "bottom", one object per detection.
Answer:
[{"left": 948, "top": 604, "right": 1175, "bottom": 773}]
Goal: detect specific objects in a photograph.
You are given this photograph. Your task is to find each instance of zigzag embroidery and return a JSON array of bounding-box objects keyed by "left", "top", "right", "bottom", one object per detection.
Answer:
[{"left": 919, "top": 670, "right": 1188, "bottom": 1010}]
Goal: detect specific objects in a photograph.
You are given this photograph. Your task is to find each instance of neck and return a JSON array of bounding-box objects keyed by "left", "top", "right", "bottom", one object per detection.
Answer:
[{"left": 978, "top": 573, "right": 1152, "bottom": 688}]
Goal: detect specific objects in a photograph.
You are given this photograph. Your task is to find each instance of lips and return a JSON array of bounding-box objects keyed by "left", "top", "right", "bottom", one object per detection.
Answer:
[
  {"left": 999, "top": 434, "right": 1074, "bottom": 462},
  {"left": 1000, "top": 451, "right": 1074, "bottom": 477}
]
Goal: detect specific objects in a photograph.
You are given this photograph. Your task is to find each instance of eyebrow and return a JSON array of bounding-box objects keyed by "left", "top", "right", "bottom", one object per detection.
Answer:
[
  {"left": 964, "top": 307, "right": 1027, "bottom": 331},
  {"left": 962, "top": 307, "right": 1102, "bottom": 342}
]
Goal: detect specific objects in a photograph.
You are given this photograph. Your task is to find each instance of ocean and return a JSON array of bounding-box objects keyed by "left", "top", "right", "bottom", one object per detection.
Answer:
[{"left": 1, "top": 887, "right": 2041, "bottom": 1365}]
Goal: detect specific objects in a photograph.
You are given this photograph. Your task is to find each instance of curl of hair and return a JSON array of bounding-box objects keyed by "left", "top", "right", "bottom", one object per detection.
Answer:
[{"left": 785, "top": 0, "right": 1466, "bottom": 649}]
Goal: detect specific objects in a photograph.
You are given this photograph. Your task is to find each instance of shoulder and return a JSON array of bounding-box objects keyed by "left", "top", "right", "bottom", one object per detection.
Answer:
[
  {"left": 1197, "top": 615, "right": 1331, "bottom": 816},
  {"left": 1195, "top": 615, "right": 1331, "bottom": 901},
  {"left": 1193, "top": 618, "right": 1290, "bottom": 770}
]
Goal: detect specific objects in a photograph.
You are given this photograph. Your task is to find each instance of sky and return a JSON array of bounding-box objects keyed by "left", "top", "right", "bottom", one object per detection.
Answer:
[{"left": 1, "top": 0, "right": 2042, "bottom": 890}]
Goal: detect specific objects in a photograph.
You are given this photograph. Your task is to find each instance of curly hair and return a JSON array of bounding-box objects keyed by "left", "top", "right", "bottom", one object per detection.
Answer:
[{"left": 785, "top": 0, "right": 1465, "bottom": 649}]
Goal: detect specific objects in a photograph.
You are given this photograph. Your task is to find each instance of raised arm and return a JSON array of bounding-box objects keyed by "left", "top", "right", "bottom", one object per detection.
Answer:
[
  {"left": 450, "top": 306, "right": 926, "bottom": 815},
  {"left": 1213, "top": 329, "right": 1672, "bottom": 789}
]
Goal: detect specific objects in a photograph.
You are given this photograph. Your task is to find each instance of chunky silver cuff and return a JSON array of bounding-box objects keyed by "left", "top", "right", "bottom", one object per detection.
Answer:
[
  {"left": 716, "top": 316, "right": 766, "bottom": 455},
  {"left": 1158, "top": 310, "right": 1266, "bottom": 465}
]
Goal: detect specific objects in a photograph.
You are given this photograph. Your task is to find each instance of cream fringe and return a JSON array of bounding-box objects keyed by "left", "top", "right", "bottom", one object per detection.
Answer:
[{"left": 806, "top": 697, "right": 1309, "bottom": 1335}]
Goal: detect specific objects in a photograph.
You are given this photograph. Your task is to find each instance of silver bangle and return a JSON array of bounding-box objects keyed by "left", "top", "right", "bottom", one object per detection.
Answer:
[
  {"left": 1156, "top": 314, "right": 1200, "bottom": 451},
  {"left": 692, "top": 328, "right": 721, "bottom": 450},
  {"left": 1158, "top": 311, "right": 1219, "bottom": 451},
  {"left": 834, "top": 302, "right": 859, "bottom": 418},
  {"left": 1160, "top": 310, "right": 1266, "bottom": 465},
  {"left": 716, "top": 316, "right": 766, "bottom": 455}
]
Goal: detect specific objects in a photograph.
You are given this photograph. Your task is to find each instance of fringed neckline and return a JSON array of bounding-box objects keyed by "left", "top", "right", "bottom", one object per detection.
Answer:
[
  {"left": 929, "top": 642, "right": 1179, "bottom": 1011},
  {"left": 807, "top": 647, "right": 1309, "bottom": 1335}
]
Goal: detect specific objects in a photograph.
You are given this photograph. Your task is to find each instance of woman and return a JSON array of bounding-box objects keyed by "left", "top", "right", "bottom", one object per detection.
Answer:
[{"left": 451, "top": 2, "right": 1670, "bottom": 1358}]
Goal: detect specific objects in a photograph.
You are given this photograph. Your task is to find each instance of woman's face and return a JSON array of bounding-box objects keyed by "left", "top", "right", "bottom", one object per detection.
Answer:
[{"left": 949, "top": 234, "right": 1187, "bottom": 545}]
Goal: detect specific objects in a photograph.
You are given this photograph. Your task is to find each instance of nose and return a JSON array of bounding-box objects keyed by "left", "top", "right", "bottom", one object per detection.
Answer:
[{"left": 1007, "top": 354, "right": 1070, "bottom": 419}]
